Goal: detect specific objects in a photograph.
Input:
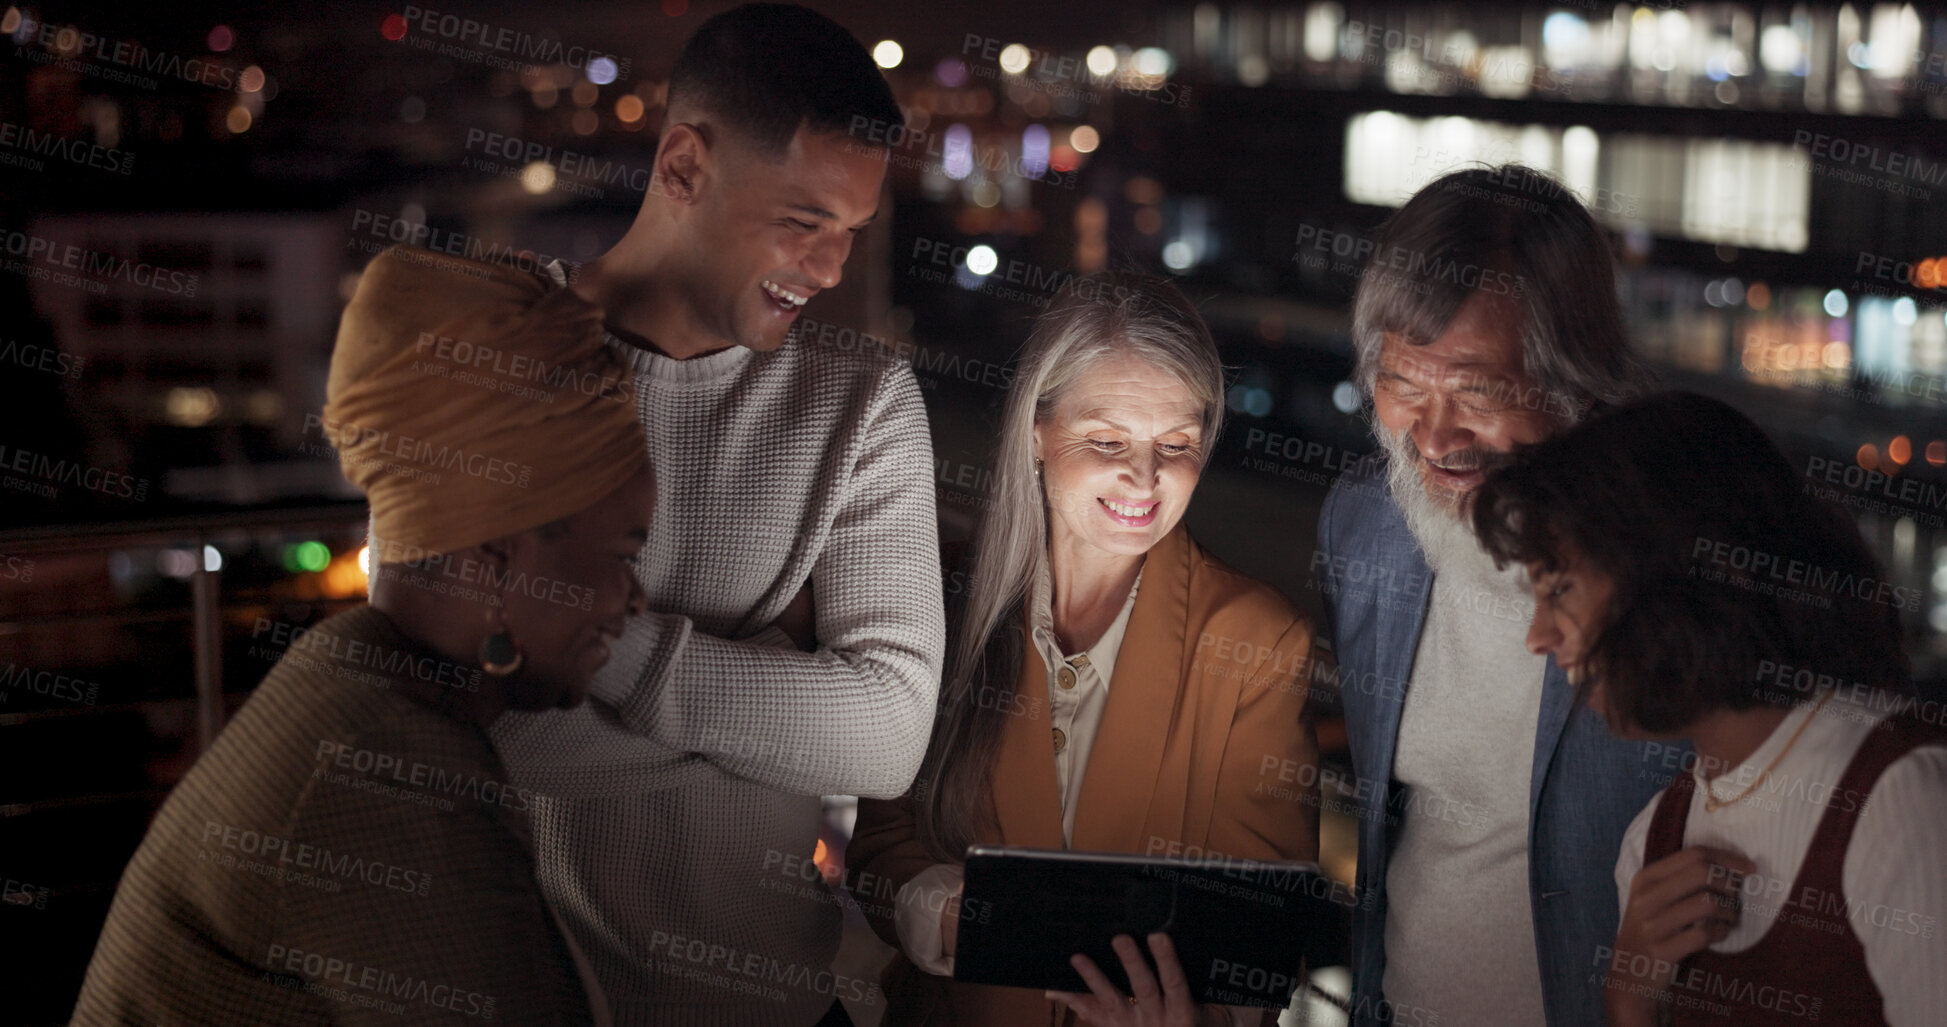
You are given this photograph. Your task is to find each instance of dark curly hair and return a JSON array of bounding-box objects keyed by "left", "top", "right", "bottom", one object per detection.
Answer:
[{"left": 1470, "top": 391, "right": 1909, "bottom": 734}]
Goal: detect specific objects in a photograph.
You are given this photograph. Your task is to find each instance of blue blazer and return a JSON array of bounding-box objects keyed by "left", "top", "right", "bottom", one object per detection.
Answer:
[{"left": 1315, "top": 453, "right": 1682, "bottom": 1027}]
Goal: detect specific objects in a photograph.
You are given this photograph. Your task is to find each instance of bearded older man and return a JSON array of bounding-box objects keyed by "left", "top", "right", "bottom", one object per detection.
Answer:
[{"left": 1313, "top": 165, "right": 1680, "bottom": 1027}]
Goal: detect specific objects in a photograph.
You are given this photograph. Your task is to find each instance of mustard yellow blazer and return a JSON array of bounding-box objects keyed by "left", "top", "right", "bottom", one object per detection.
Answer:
[{"left": 851, "top": 526, "right": 1320, "bottom": 1027}]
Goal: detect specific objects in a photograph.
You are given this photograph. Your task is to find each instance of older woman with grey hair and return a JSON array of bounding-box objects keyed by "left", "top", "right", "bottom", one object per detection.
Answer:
[{"left": 851, "top": 271, "right": 1321, "bottom": 1027}]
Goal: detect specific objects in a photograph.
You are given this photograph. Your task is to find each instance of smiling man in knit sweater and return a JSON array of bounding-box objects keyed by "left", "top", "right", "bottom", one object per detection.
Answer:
[{"left": 489, "top": 7, "right": 943, "bottom": 1026}]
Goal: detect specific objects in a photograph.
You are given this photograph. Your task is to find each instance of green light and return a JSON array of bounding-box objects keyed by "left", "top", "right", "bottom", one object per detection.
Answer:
[{"left": 294, "top": 540, "right": 331, "bottom": 573}]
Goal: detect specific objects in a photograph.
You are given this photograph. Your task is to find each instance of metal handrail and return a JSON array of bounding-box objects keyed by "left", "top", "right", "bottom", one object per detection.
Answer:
[{"left": 0, "top": 501, "right": 369, "bottom": 755}]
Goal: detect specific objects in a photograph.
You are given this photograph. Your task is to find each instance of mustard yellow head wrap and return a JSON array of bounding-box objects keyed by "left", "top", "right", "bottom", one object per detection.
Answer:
[{"left": 325, "top": 246, "right": 644, "bottom": 558}]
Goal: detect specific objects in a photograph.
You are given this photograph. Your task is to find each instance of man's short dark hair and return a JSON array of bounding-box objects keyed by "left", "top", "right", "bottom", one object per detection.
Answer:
[{"left": 667, "top": 3, "right": 902, "bottom": 157}]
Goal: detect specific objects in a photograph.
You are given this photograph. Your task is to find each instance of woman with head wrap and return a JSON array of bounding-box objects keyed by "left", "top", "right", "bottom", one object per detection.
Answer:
[{"left": 72, "top": 246, "right": 653, "bottom": 1026}]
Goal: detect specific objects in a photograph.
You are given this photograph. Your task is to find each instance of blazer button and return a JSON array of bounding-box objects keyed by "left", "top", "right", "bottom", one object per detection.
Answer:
[
  {"left": 1057, "top": 667, "right": 1077, "bottom": 690},
  {"left": 1053, "top": 727, "right": 1068, "bottom": 753}
]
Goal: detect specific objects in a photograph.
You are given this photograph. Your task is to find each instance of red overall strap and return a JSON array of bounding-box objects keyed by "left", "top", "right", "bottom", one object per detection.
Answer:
[{"left": 1666, "top": 716, "right": 1945, "bottom": 1025}]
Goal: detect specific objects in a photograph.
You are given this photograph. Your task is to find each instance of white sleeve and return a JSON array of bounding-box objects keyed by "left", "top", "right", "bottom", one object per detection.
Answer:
[
  {"left": 1842, "top": 744, "right": 1947, "bottom": 1027},
  {"left": 1614, "top": 795, "right": 1659, "bottom": 916},
  {"left": 894, "top": 863, "right": 964, "bottom": 976}
]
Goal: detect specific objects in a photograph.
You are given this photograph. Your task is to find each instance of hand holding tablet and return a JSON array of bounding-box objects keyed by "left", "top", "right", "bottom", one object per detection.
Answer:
[
  {"left": 1047, "top": 932, "right": 1233, "bottom": 1027},
  {"left": 951, "top": 846, "right": 1351, "bottom": 1010}
]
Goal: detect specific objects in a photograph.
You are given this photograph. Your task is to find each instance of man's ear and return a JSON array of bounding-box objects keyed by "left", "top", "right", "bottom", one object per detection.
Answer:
[{"left": 653, "top": 122, "right": 710, "bottom": 204}]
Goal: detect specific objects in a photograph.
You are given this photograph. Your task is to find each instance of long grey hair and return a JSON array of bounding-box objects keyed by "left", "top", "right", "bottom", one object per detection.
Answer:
[{"left": 913, "top": 270, "right": 1226, "bottom": 863}]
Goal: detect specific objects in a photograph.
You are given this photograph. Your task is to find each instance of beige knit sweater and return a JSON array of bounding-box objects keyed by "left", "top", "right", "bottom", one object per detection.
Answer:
[{"left": 493, "top": 267, "right": 945, "bottom": 1027}]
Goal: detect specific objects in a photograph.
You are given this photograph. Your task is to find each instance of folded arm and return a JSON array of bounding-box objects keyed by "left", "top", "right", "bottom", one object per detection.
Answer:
[{"left": 498, "top": 364, "right": 945, "bottom": 799}]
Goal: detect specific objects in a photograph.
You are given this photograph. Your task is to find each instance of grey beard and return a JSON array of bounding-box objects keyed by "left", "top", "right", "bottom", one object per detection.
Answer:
[{"left": 1377, "top": 422, "right": 1487, "bottom": 571}]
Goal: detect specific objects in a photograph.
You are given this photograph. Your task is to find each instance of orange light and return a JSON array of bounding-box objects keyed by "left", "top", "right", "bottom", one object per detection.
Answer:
[
  {"left": 615, "top": 95, "right": 645, "bottom": 123},
  {"left": 1890, "top": 436, "right": 1912, "bottom": 465},
  {"left": 1857, "top": 444, "right": 1880, "bottom": 471},
  {"left": 319, "top": 550, "right": 369, "bottom": 599},
  {"left": 1916, "top": 259, "right": 1937, "bottom": 289},
  {"left": 1745, "top": 282, "right": 1771, "bottom": 311},
  {"left": 1928, "top": 441, "right": 1946, "bottom": 466}
]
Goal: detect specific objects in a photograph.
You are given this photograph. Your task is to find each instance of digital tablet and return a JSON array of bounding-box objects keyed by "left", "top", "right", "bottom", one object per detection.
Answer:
[{"left": 951, "top": 845, "right": 1350, "bottom": 1008}]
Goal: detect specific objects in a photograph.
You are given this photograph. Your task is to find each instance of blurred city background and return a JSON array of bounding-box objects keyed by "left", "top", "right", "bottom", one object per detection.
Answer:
[{"left": 4, "top": 1, "right": 1946, "bottom": 1022}]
